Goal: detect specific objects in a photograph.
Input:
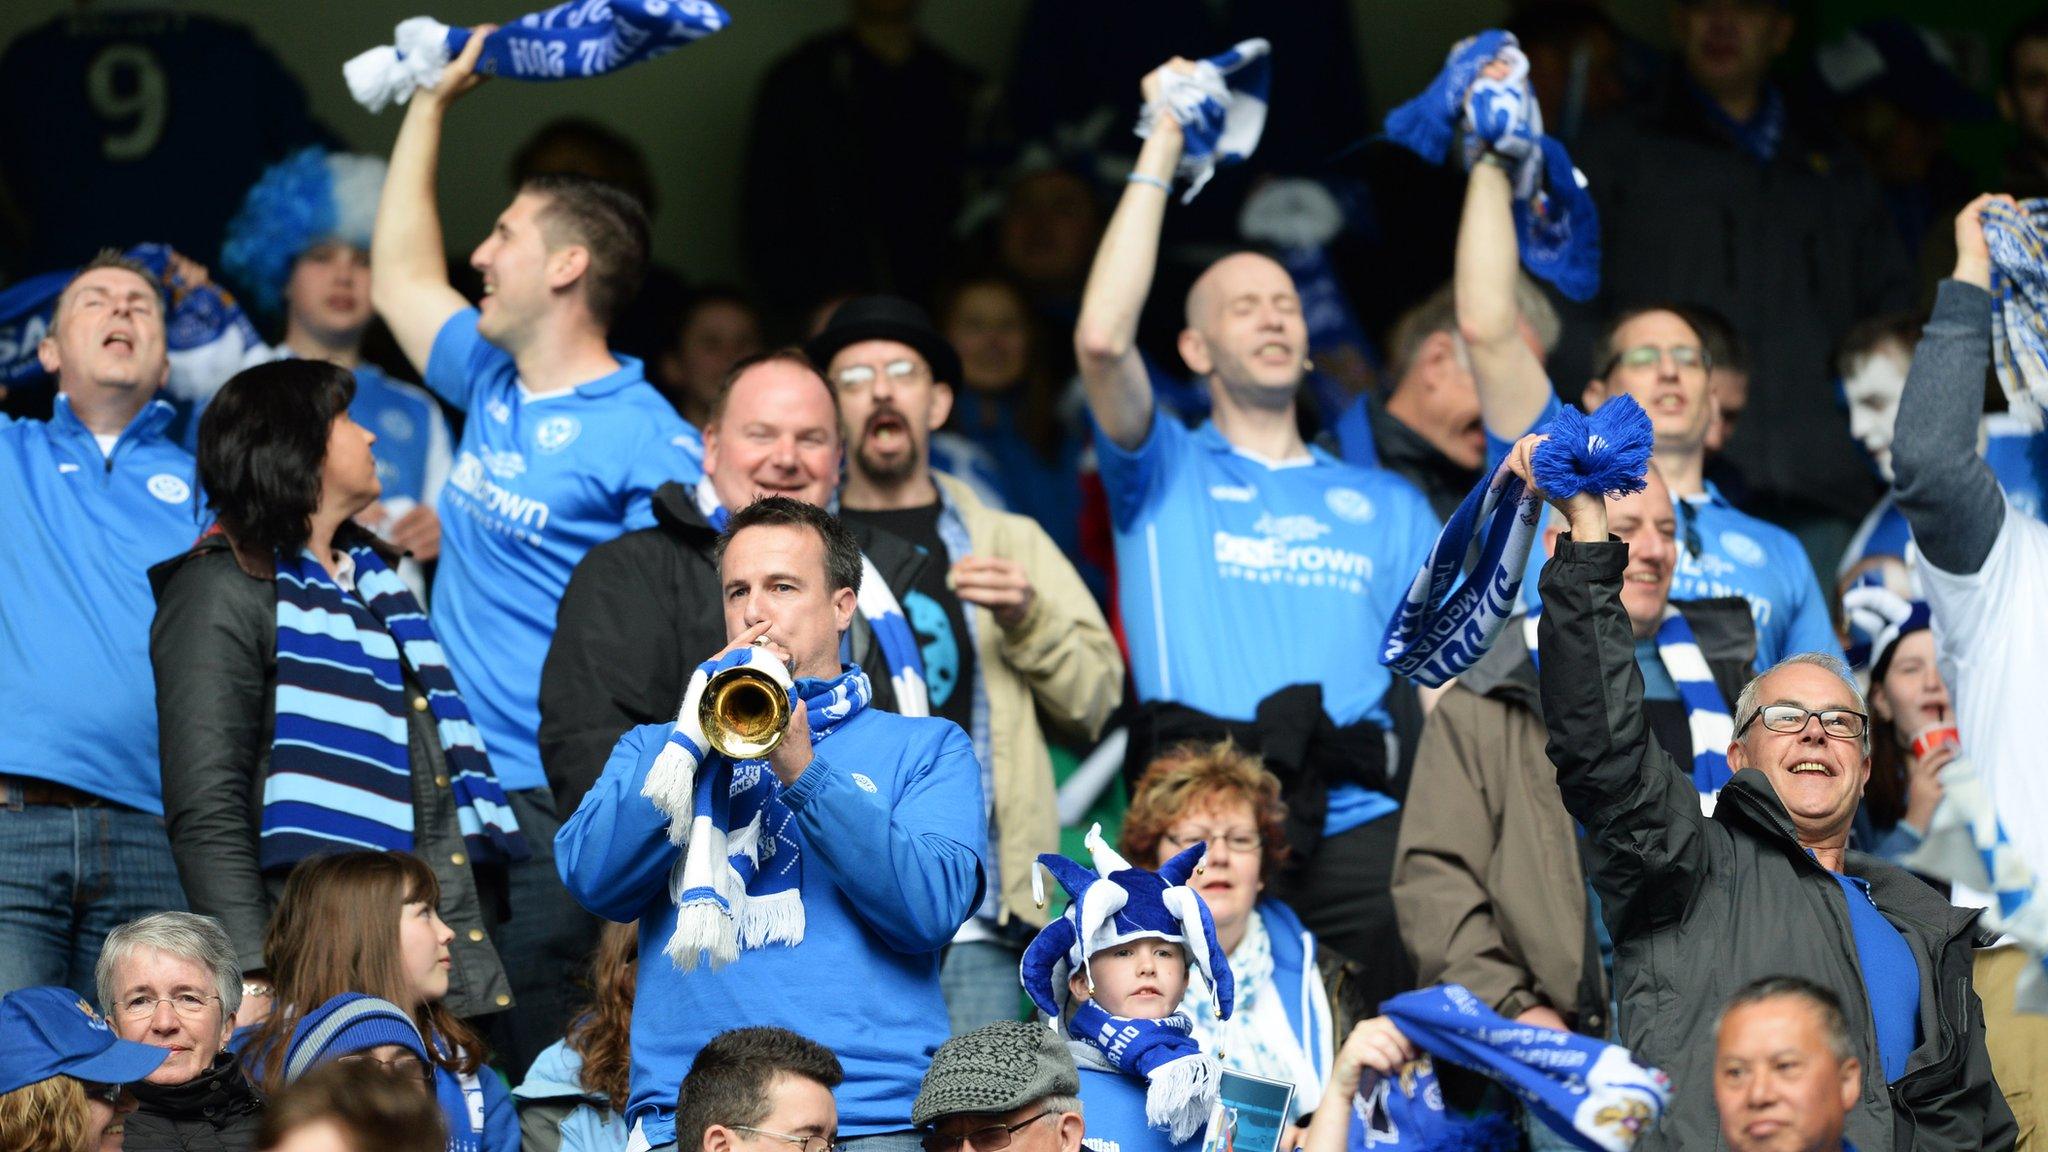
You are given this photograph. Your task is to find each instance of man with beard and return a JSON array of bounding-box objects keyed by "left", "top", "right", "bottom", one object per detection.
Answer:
[
  {"left": 1070, "top": 58, "right": 1440, "bottom": 1003},
  {"left": 810, "top": 296, "right": 1123, "bottom": 1034}
]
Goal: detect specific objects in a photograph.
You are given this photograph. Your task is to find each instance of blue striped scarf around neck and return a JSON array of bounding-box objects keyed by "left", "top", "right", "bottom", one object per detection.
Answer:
[
  {"left": 345, "top": 0, "right": 731, "bottom": 113},
  {"left": 266, "top": 544, "right": 528, "bottom": 870},
  {"left": 696, "top": 482, "right": 929, "bottom": 716},
  {"left": 1983, "top": 198, "right": 2048, "bottom": 433},
  {"left": 642, "top": 657, "right": 871, "bottom": 970},
  {"left": 1069, "top": 1001, "right": 1220, "bottom": 1143}
]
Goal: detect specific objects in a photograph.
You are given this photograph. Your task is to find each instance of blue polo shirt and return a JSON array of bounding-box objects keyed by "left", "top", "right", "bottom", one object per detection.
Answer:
[
  {"left": 350, "top": 363, "right": 452, "bottom": 513},
  {"left": 1096, "top": 410, "right": 1438, "bottom": 833},
  {"left": 1, "top": 397, "right": 205, "bottom": 811},
  {"left": 425, "top": 309, "right": 702, "bottom": 792}
]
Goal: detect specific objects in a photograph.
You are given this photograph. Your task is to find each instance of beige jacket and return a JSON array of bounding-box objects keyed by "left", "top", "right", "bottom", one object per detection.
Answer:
[{"left": 934, "top": 473, "right": 1124, "bottom": 928}]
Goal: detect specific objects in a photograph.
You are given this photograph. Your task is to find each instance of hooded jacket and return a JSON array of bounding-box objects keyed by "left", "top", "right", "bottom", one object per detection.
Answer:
[
  {"left": 147, "top": 529, "right": 510, "bottom": 1019},
  {"left": 1536, "top": 538, "right": 2012, "bottom": 1152},
  {"left": 539, "top": 480, "right": 935, "bottom": 817},
  {"left": 1393, "top": 596, "right": 1753, "bottom": 1033},
  {"left": 932, "top": 472, "right": 1122, "bottom": 928},
  {"left": 125, "top": 1052, "right": 264, "bottom": 1152}
]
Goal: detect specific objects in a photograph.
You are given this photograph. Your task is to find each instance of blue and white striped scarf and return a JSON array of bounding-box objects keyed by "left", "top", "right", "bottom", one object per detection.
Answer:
[
  {"left": 1381, "top": 398, "right": 1653, "bottom": 687},
  {"left": 694, "top": 482, "right": 928, "bottom": 716},
  {"left": 346, "top": 0, "right": 731, "bottom": 113},
  {"left": 265, "top": 544, "right": 528, "bottom": 870},
  {"left": 1385, "top": 31, "right": 1600, "bottom": 302},
  {"left": 1354, "top": 985, "right": 1670, "bottom": 1152},
  {"left": 642, "top": 656, "right": 870, "bottom": 970},
  {"left": 1982, "top": 198, "right": 2048, "bottom": 433},
  {"left": 1135, "top": 38, "right": 1271, "bottom": 203},
  {"left": 1901, "top": 756, "right": 2048, "bottom": 1015}
]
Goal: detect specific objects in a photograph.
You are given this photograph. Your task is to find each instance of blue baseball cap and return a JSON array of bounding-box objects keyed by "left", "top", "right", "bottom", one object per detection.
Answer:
[{"left": 0, "top": 987, "right": 172, "bottom": 1095}]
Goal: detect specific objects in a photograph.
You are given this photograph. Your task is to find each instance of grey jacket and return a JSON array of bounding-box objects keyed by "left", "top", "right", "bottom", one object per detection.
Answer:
[
  {"left": 148, "top": 530, "right": 510, "bottom": 1019},
  {"left": 1537, "top": 539, "right": 2013, "bottom": 1152}
]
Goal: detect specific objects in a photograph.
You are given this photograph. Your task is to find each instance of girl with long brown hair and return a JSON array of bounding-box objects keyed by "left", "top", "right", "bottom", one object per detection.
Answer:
[
  {"left": 511, "top": 921, "right": 638, "bottom": 1152},
  {"left": 239, "top": 852, "right": 517, "bottom": 1152}
]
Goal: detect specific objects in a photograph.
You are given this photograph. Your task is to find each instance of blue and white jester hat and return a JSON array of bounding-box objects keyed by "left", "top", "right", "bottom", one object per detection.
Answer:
[
  {"left": 1021, "top": 824, "right": 1234, "bottom": 1020},
  {"left": 221, "top": 147, "right": 388, "bottom": 318}
]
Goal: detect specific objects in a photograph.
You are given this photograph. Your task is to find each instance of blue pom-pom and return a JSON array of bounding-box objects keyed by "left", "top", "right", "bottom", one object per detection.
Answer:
[
  {"left": 1530, "top": 394, "right": 1654, "bottom": 500},
  {"left": 219, "top": 147, "right": 340, "bottom": 319}
]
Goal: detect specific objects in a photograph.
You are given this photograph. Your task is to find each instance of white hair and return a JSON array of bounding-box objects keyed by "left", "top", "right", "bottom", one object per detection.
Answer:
[{"left": 96, "top": 911, "right": 243, "bottom": 1021}]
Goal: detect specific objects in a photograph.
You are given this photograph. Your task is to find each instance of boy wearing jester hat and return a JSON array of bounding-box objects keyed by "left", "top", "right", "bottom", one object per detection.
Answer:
[{"left": 1023, "top": 828, "right": 1234, "bottom": 1152}]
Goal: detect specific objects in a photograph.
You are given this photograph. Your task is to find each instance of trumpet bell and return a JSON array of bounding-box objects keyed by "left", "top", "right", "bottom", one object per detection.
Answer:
[{"left": 700, "top": 665, "right": 792, "bottom": 759}]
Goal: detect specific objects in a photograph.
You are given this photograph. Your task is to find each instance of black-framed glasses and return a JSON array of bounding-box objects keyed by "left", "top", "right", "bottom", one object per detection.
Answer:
[
  {"left": 115, "top": 992, "right": 223, "bottom": 1020},
  {"left": 921, "top": 1110, "right": 1055, "bottom": 1152},
  {"left": 1735, "top": 704, "right": 1868, "bottom": 741},
  {"left": 1599, "top": 344, "right": 1711, "bottom": 377},
  {"left": 76, "top": 1080, "right": 125, "bottom": 1106},
  {"left": 732, "top": 1124, "right": 846, "bottom": 1152},
  {"left": 336, "top": 1051, "right": 436, "bottom": 1091}
]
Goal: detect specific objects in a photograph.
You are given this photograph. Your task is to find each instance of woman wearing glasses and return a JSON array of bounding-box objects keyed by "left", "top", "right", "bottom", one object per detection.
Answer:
[
  {"left": 0, "top": 986, "right": 171, "bottom": 1152},
  {"left": 97, "top": 913, "right": 264, "bottom": 1152},
  {"left": 1118, "top": 742, "right": 1371, "bottom": 1133}
]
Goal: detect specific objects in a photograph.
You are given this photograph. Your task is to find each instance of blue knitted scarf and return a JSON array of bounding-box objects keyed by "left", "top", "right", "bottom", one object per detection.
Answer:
[
  {"left": 1135, "top": 38, "right": 1271, "bottom": 203},
  {"left": 1381, "top": 399, "right": 1653, "bottom": 687},
  {"left": 346, "top": 0, "right": 732, "bottom": 113},
  {"left": 642, "top": 656, "right": 870, "bottom": 970},
  {"left": 1983, "top": 198, "right": 2048, "bottom": 433},
  {"left": 1069, "top": 1002, "right": 1219, "bottom": 1143},
  {"left": 1355, "top": 986, "right": 1670, "bottom": 1152},
  {"left": 266, "top": 544, "right": 528, "bottom": 870}
]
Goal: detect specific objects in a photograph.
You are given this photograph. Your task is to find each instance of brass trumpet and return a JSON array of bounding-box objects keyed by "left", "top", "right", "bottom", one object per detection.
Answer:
[{"left": 700, "top": 641, "right": 793, "bottom": 759}]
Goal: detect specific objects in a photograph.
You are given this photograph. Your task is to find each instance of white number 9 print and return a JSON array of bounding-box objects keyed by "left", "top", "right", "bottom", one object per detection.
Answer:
[{"left": 86, "top": 44, "right": 168, "bottom": 162}]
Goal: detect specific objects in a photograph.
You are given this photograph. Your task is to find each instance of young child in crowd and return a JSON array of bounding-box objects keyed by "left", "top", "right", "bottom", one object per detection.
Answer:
[
  {"left": 1022, "top": 826, "right": 1234, "bottom": 1152},
  {"left": 238, "top": 851, "right": 518, "bottom": 1152}
]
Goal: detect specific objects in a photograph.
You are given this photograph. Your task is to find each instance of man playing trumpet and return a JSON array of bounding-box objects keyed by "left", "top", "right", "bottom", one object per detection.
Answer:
[{"left": 559, "top": 495, "right": 989, "bottom": 1152}]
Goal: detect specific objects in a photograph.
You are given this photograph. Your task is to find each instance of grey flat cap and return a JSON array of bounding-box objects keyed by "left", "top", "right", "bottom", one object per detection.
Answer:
[{"left": 912, "top": 1021, "right": 1081, "bottom": 1126}]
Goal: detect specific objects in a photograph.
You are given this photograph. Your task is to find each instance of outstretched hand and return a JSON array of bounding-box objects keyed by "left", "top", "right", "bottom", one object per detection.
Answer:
[
  {"left": 1503, "top": 432, "right": 1605, "bottom": 540},
  {"left": 1952, "top": 192, "right": 2018, "bottom": 291},
  {"left": 426, "top": 23, "right": 498, "bottom": 106}
]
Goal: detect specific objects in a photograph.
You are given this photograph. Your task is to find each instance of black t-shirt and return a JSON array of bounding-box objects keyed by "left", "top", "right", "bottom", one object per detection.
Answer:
[{"left": 840, "top": 503, "right": 976, "bottom": 735}]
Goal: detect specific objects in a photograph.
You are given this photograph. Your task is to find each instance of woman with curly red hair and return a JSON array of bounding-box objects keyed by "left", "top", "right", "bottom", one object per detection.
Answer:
[{"left": 1120, "top": 742, "right": 1372, "bottom": 1128}]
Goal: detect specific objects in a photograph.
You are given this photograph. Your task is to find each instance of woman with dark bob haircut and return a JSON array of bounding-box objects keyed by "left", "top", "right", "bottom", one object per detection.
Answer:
[{"left": 147, "top": 359, "right": 527, "bottom": 1033}]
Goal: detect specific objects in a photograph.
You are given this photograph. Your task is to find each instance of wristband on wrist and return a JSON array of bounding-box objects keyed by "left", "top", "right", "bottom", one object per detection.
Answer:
[
  {"left": 1476, "top": 151, "right": 1517, "bottom": 172},
  {"left": 1127, "top": 172, "right": 1172, "bottom": 193}
]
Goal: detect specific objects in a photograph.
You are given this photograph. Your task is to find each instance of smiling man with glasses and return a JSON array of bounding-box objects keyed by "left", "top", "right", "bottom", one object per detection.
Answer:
[
  {"left": 1502, "top": 436, "right": 2012, "bottom": 1152},
  {"left": 677, "top": 1028, "right": 845, "bottom": 1152},
  {"left": 912, "top": 1022, "right": 1083, "bottom": 1152}
]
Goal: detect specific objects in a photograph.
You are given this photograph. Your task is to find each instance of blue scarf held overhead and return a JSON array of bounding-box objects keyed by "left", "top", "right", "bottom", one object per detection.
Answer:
[
  {"left": 1350, "top": 1056, "right": 1520, "bottom": 1152},
  {"left": 345, "top": 0, "right": 732, "bottom": 113},
  {"left": 1982, "top": 198, "right": 2048, "bottom": 433},
  {"left": 1135, "top": 38, "right": 1271, "bottom": 203},
  {"left": 266, "top": 544, "right": 529, "bottom": 871},
  {"left": 1364, "top": 986, "right": 1671, "bottom": 1152},
  {"left": 641, "top": 649, "right": 871, "bottom": 971},
  {"left": 1384, "top": 31, "right": 1600, "bottom": 301},
  {"left": 0, "top": 243, "right": 263, "bottom": 401},
  {"left": 694, "top": 483, "right": 928, "bottom": 716},
  {"left": 1068, "top": 1003, "right": 1220, "bottom": 1143},
  {"left": 1381, "top": 398, "right": 1653, "bottom": 687},
  {"left": 1901, "top": 756, "right": 2048, "bottom": 1016}
]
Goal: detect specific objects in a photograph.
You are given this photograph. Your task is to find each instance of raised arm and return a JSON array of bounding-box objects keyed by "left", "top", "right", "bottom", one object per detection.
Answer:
[
  {"left": 1457, "top": 159, "right": 1553, "bottom": 440},
  {"left": 1073, "top": 62, "right": 1187, "bottom": 450},
  {"left": 370, "top": 31, "right": 493, "bottom": 373},
  {"left": 1890, "top": 194, "right": 2014, "bottom": 577}
]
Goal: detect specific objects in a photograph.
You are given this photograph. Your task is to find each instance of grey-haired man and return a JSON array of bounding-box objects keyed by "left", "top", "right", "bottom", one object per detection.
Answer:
[{"left": 913, "top": 1022, "right": 1084, "bottom": 1152}]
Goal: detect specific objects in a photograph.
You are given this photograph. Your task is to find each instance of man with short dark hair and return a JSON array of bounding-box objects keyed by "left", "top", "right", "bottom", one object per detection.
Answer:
[
  {"left": 560, "top": 495, "right": 987, "bottom": 1152},
  {"left": 811, "top": 296, "right": 1122, "bottom": 1034},
  {"left": 911, "top": 1021, "right": 1083, "bottom": 1152},
  {"left": 540, "top": 350, "right": 944, "bottom": 816},
  {"left": 370, "top": 32, "right": 701, "bottom": 1072},
  {"left": 1510, "top": 429, "right": 2011, "bottom": 1152},
  {"left": 1714, "top": 977, "right": 1861, "bottom": 1152},
  {"left": 1, "top": 253, "right": 198, "bottom": 998},
  {"left": 676, "top": 1027, "right": 844, "bottom": 1152}
]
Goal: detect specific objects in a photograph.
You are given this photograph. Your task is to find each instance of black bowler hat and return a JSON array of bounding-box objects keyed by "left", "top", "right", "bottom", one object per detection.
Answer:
[{"left": 805, "top": 295, "right": 964, "bottom": 388}]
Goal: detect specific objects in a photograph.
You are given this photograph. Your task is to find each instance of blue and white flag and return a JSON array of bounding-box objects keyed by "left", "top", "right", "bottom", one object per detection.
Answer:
[
  {"left": 1901, "top": 756, "right": 2048, "bottom": 1016},
  {"left": 1135, "top": 38, "right": 1271, "bottom": 203},
  {"left": 1381, "top": 397, "right": 1653, "bottom": 687},
  {"left": 1363, "top": 985, "right": 1671, "bottom": 1152},
  {"left": 1983, "top": 197, "right": 2048, "bottom": 432},
  {"left": 1384, "top": 31, "right": 1601, "bottom": 301},
  {"left": 346, "top": 0, "right": 731, "bottom": 113},
  {"left": 0, "top": 243, "right": 264, "bottom": 403}
]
